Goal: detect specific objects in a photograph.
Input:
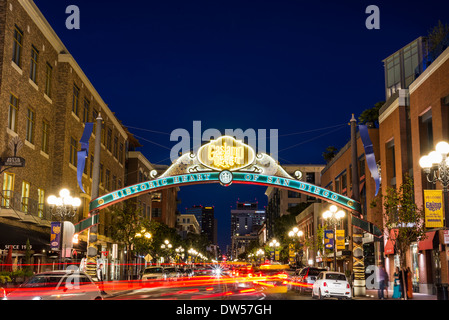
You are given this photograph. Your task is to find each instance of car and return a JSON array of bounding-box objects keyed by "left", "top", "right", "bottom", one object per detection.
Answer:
[
  {"left": 254, "top": 264, "right": 289, "bottom": 292},
  {"left": 232, "top": 265, "right": 256, "bottom": 289},
  {"left": 164, "top": 267, "right": 181, "bottom": 280},
  {"left": 3, "top": 270, "right": 103, "bottom": 300},
  {"left": 141, "top": 266, "right": 166, "bottom": 281},
  {"left": 294, "top": 267, "right": 326, "bottom": 294},
  {"left": 312, "top": 271, "right": 352, "bottom": 300}
]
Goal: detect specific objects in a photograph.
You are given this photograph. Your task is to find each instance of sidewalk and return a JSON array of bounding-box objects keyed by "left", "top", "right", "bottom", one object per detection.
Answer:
[{"left": 356, "top": 289, "right": 437, "bottom": 300}]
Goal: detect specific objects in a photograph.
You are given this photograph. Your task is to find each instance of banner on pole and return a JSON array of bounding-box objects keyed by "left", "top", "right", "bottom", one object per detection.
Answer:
[
  {"left": 336, "top": 229, "right": 345, "bottom": 250},
  {"left": 424, "top": 190, "right": 444, "bottom": 228},
  {"left": 324, "top": 230, "right": 334, "bottom": 250}
]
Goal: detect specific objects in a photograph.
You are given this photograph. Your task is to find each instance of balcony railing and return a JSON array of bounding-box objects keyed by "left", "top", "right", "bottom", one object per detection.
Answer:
[{"left": 0, "top": 190, "right": 51, "bottom": 221}]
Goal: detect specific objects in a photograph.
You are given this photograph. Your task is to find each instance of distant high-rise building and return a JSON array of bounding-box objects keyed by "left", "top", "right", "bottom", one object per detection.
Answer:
[
  {"left": 230, "top": 201, "right": 265, "bottom": 259},
  {"left": 185, "top": 205, "right": 216, "bottom": 244}
]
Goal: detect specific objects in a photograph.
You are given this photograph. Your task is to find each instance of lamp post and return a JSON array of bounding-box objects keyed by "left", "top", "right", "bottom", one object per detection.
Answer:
[
  {"left": 269, "top": 239, "right": 280, "bottom": 262},
  {"left": 288, "top": 227, "right": 304, "bottom": 267},
  {"left": 256, "top": 248, "right": 265, "bottom": 264},
  {"left": 419, "top": 141, "right": 449, "bottom": 299},
  {"left": 322, "top": 205, "right": 345, "bottom": 271},
  {"left": 175, "top": 246, "right": 185, "bottom": 264},
  {"left": 160, "top": 240, "right": 172, "bottom": 265},
  {"left": 47, "top": 189, "right": 81, "bottom": 266}
]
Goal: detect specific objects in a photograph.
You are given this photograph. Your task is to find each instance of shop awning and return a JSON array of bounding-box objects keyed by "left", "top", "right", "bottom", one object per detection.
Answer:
[
  {"left": 418, "top": 231, "right": 436, "bottom": 251},
  {"left": 384, "top": 229, "right": 398, "bottom": 255}
]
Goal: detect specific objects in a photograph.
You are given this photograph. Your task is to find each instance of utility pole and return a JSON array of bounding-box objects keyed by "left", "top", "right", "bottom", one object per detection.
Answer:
[
  {"left": 350, "top": 114, "right": 366, "bottom": 297},
  {"left": 86, "top": 113, "right": 102, "bottom": 280}
]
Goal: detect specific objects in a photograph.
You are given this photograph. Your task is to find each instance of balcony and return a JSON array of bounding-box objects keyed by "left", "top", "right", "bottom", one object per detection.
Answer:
[{"left": 0, "top": 190, "right": 52, "bottom": 227}]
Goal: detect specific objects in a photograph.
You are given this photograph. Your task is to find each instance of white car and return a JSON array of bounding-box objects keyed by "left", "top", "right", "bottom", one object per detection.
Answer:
[
  {"left": 141, "top": 266, "right": 166, "bottom": 281},
  {"left": 4, "top": 270, "right": 103, "bottom": 300},
  {"left": 312, "top": 271, "right": 352, "bottom": 300}
]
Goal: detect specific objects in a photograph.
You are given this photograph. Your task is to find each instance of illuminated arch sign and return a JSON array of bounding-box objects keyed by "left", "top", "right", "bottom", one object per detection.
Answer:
[
  {"left": 89, "top": 172, "right": 360, "bottom": 213},
  {"left": 84, "top": 136, "right": 361, "bottom": 232}
]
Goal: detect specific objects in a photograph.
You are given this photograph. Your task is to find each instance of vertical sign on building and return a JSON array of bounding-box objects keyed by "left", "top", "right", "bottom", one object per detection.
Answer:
[
  {"left": 424, "top": 190, "right": 444, "bottom": 228},
  {"left": 50, "top": 222, "right": 62, "bottom": 250}
]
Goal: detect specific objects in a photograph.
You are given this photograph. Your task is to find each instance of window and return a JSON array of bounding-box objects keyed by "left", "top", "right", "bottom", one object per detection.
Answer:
[
  {"left": 8, "top": 94, "right": 19, "bottom": 132},
  {"left": 152, "top": 207, "right": 162, "bottom": 218},
  {"left": 119, "top": 142, "right": 124, "bottom": 164},
  {"left": 12, "top": 25, "right": 23, "bottom": 67},
  {"left": 45, "top": 63, "right": 52, "bottom": 97},
  {"left": 100, "top": 163, "right": 104, "bottom": 184},
  {"left": 105, "top": 169, "right": 110, "bottom": 190},
  {"left": 107, "top": 128, "right": 112, "bottom": 151},
  {"left": 30, "top": 45, "right": 39, "bottom": 83},
  {"left": 70, "top": 137, "right": 78, "bottom": 166},
  {"left": 83, "top": 98, "right": 90, "bottom": 123},
  {"left": 306, "top": 172, "right": 315, "bottom": 183},
  {"left": 26, "top": 108, "right": 35, "bottom": 144},
  {"left": 37, "top": 188, "right": 45, "bottom": 218},
  {"left": 288, "top": 190, "right": 300, "bottom": 198},
  {"left": 386, "top": 52, "right": 401, "bottom": 98},
  {"left": 41, "top": 120, "right": 49, "bottom": 154},
  {"left": 21, "top": 181, "right": 30, "bottom": 213},
  {"left": 386, "top": 139, "right": 396, "bottom": 187},
  {"left": 2, "top": 172, "right": 15, "bottom": 208},
  {"left": 113, "top": 136, "right": 118, "bottom": 158},
  {"left": 92, "top": 109, "right": 98, "bottom": 133},
  {"left": 72, "top": 84, "right": 80, "bottom": 116}
]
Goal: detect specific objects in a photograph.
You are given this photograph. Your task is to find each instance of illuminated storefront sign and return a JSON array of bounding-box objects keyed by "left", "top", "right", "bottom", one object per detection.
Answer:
[
  {"left": 197, "top": 136, "right": 255, "bottom": 171},
  {"left": 90, "top": 172, "right": 360, "bottom": 213}
]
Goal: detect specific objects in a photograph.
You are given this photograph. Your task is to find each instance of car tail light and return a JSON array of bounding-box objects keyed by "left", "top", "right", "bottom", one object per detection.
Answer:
[
  {"left": 323, "top": 282, "right": 327, "bottom": 287},
  {"left": 347, "top": 283, "right": 350, "bottom": 289}
]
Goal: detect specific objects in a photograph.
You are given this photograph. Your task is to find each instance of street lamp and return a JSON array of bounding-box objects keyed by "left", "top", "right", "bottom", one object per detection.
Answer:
[
  {"left": 322, "top": 205, "right": 345, "bottom": 271},
  {"left": 420, "top": 141, "right": 449, "bottom": 299},
  {"left": 47, "top": 189, "right": 81, "bottom": 264},
  {"left": 288, "top": 227, "right": 304, "bottom": 267},
  {"left": 269, "top": 239, "right": 280, "bottom": 262},
  {"left": 160, "top": 239, "right": 172, "bottom": 265}
]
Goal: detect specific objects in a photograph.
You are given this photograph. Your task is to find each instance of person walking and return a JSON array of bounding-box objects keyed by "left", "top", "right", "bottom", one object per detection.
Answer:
[
  {"left": 406, "top": 267, "right": 413, "bottom": 299},
  {"left": 377, "top": 265, "right": 389, "bottom": 299},
  {"left": 96, "top": 263, "right": 107, "bottom": 295},
  {"left": 392, "top": 267, "right": 402, "bottom": 299}
]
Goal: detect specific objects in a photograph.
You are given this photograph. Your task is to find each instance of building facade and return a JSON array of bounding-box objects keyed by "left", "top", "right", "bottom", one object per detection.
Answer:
[{"left": 265, "top": 164, "right": 324, "bottom": 239}]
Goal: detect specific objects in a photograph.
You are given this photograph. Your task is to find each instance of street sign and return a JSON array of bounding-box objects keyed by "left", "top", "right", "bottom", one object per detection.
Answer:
[
  {"left": 0, "top": 157, "right": 25, "bottom": 167},
  {"left": 144, "top": 254, "right": 152, "bottom": 262},
  {"left": 444, "top": 230, "right": 449, "bottom": 244}
]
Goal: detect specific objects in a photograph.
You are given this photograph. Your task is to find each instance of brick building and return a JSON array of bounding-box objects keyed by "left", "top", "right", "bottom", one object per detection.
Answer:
[{"left": 0, "top": 0, "right": 126, "bottom": 277}]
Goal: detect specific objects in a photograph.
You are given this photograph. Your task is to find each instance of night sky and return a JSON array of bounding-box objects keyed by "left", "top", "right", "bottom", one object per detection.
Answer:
[{"left": 34, "top": 0, "right": 449, "bottom": 250}]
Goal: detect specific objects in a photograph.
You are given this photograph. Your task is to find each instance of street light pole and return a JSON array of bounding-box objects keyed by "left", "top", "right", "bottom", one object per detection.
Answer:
[
  {"left": 323, "top": 205, "right": 345, "bottom": 271},
  {"left": 419, "top": 141, "right": 449, "bottom": 299}
]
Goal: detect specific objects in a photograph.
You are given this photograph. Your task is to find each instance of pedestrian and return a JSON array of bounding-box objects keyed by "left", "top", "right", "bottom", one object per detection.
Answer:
[
  {"left": 406, "top": 267, "right": 413, "bottom": 299},
  {"left": 96, "top": 263, "right": 107, "bottom": 295},
  {"left": 377, "top": 265, "right": 388, "bottom": 299},
  {"left": 392, "top": 267, "right": 402, "bottom": 299}
]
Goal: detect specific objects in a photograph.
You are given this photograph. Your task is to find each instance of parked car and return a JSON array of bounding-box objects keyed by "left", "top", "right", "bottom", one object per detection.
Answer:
[
  {"left": 141, "top": 266, "right": 166, "bottom": 281},
  {"left": 3, "top": 270, "right": 103, "bottom": 300},
  {"left": 294, "top": 267, "right": 326, "bottom": 294},
  {"left": 312, "top": 271, "right": 352, "bottom": 300}
]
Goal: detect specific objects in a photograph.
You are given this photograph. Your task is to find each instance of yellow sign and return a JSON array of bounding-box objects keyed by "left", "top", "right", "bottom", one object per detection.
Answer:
[
  {"left": 336, "top": 229, "right": 345, "bottom": 250},
  {"left": 198, "top": 136, "right": 255, "bottom": 171},
  {"left": 424, "top": 189, "right": 444, "bottom": 228}
]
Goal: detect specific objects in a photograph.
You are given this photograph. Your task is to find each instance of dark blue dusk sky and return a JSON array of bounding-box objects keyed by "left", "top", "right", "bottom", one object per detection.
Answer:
[{"left": 34, "top": 0, "right": 449, "bottom": 250}]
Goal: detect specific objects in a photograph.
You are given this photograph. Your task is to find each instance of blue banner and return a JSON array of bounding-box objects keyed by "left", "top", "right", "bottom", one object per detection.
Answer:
[
  {"left": 324, "top": 230, "right": 334, "bottom": 250},
  {"left": 50, "top": 222, "right": 62, "bottom": 250},
  {"left": 77, "top": 123, "right": 94, "bottom": 193},
  {"left": 359, "top": 124, "right": 380, "bottom": 196}
]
